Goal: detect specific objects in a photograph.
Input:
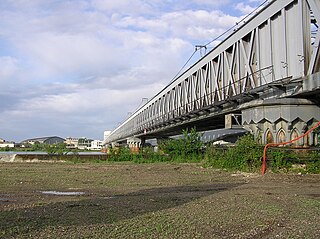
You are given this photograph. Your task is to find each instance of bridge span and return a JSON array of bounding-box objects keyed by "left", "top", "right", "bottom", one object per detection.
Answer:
[{"left": 105, "top": 0, "right": 320, "bottom": 148}]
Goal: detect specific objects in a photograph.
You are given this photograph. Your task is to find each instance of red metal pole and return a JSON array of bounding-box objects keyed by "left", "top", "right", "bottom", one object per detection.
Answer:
[{"left": 262, "top": 121, "right": 320, "bottom": 175}]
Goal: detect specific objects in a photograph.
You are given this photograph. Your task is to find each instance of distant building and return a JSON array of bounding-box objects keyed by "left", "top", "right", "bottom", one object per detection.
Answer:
[
  {"left": 0, "top": 138, "right": 14, "bottom": 148},
  {"left": 21, "top": 136, "right": 65, "bottom": 145},
  {"left": 104, "top": 130, "right": 111, "bottom": 141},
  {"left": 65, "top": 137, "right": 103, "bottom": 150},
  {"left": 89, "top": 140, "right": 103, "bottom": 150},
  {"left": 0, "top": 143, "right": 15, "bottom": 148},
  {"left": 77, "top": 137, "right": 93, "bottom": 150},
  {"left": 65, "top": 137, "right": 79, "bottom": 148}
]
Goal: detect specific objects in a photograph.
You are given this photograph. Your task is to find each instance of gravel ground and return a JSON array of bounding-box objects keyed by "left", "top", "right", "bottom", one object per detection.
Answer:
[{"left": 0, "top": 162, "right": 319, "bottom": 238}]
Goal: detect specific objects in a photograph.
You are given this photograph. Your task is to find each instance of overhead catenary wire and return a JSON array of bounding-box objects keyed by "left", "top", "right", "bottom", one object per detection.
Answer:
[
  {"left": 203, "top": 0, "right": 269, "bottom": 48},
  {"left": 123, "top": 0, "right": 272, "bottom": 125},
  {"left": 169, "top": 49, "right": 198, "bottom": 83},
  {"left": 169, "top": 0, "right": 270, "bottom": 84}
]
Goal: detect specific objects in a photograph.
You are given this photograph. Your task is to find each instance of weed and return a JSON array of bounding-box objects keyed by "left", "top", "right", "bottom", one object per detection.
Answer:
[
  {"left": 306, "top": 151, "right": 320, "bottom": 173},
  {"left": 203, "top": 134, "right": 262, "bottom": 172},
  {"left": 159, "top": 127, "right": 203, "bottom": 162},
  {"left": 269, "top": 149, "right": 294, "bottom": 172},
  {"left": 58, "top": 129, "right": 320, "bottom": 174}
]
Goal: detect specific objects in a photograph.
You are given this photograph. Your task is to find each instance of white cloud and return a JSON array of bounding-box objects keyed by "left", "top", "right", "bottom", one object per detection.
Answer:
[
  {"left": 0, "top": 56, "right": 19, "bottom": 80},
  {"left": 0, "top": 81, "right": 165, "bottom": 141},
  {"left": 90, "top": 0, "right": 153, "bottom": 16},
  {"left": 235, "top": 1, "right": 268, "bottom": 16},
  {"left": 191, "top": 0, "right": 231, "bottom": 6},
  {"left": 0, "top": 0, "right": 252, "bottom": 141},
  {"left": 115, "top": 9, "right": 240, "bottom": 42},
  {"left": 235, "top": 2, "right": 256, "bottom": 15},
  {"left": 17, "top": 32, "right": 125, "bottom": 79}
]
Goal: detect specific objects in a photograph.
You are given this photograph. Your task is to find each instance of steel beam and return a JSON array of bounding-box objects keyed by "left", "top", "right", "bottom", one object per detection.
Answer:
[{"left": 105, "top": 0, "right": 320, "bottom": 144}]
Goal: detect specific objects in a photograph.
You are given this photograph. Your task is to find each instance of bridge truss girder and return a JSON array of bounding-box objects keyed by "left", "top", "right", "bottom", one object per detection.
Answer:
[{"left": 106, "top": 0, "right": 320, "bottom": 144}]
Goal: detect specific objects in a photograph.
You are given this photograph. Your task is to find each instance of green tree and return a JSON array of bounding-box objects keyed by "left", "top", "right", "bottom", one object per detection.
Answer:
[
  {"left": 160, "top": 127, "right": 203, "bottom": 162},
  {"left": 44, "top": 143, "right": 68, "bottom": 156},
  {"left": 31, "top": 142, "right": 44, "bottom": 151}
]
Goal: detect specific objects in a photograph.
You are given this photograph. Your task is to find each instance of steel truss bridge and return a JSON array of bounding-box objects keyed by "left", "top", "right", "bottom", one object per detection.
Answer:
[{"left": 105, "top": 0, "right": 320, "bottom": 146}]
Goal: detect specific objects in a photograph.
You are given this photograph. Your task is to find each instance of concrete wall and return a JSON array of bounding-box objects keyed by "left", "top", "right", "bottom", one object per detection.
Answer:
[{"left": 242, "top": 98, "right": 320, "bottom": 145}]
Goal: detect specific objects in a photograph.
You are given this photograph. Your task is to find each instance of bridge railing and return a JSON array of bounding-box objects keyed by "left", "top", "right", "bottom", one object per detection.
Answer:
[{"left": 135, "top": 65, "right": 275, "bottom": 133}]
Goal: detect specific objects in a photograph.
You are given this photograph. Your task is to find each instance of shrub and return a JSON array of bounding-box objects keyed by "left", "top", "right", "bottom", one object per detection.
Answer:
[
  {"left": 159, "top": 127, "right": 203, "bottom": 162},
  {"left": 203, "top": 145, "right": 227, "bottom": 168},
  {"left": 307, "top": 151, "right": 320, "bottom": 173},
  {"left": 203, "top": 134, "right": 262, "bottom": 172},
  {"left": 133, "top": 147, "right": 168, "bottom": 163},
  {"left": 44, "top": 143, "right": 69, "bottom": 157},
  {"left": 269, "top": 149, "right": 296, "bottom": 172},
  {"left": 108, "top": 147, "right": 134, "bottom": 162},
  {"left": 0, "top": 146, "right": 11, "bottom": 152}
]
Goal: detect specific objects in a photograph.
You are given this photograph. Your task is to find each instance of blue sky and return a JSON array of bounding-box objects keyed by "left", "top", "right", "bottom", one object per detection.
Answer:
[{"left": 0, "top": 0, "right": 266, "bottom": 142}]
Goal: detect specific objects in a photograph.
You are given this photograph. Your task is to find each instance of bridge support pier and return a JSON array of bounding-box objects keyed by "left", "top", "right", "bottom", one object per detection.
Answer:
[
  {"left": 242, "top": 98, "right": 320, "bottom": 146},
  {"left": 111, "top": 142, "right": 119, "bottom": 148},
  {"left": 127, "top": 137, "right": 143, "bottom": 153}
]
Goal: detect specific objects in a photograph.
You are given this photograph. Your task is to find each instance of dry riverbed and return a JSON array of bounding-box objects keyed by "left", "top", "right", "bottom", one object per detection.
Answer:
[{"left": 0, "top": 162, "right": 319, "bottom": 238}]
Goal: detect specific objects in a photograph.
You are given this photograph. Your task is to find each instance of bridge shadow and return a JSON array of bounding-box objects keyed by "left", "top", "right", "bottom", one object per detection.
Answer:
[{"left": 1, "top": 183, "right": 241, "bottom": 237}]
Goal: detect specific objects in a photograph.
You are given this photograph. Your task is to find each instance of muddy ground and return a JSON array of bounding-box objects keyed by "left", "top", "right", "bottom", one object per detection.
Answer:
[{"left": 0, "top": 162, "right": 319, "bottom": 238}]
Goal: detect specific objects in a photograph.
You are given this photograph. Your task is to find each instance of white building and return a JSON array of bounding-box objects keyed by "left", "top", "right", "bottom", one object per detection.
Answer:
[
  {"left": 104, "top": 130, "right": 111, "bottom": 141},
  {"left": 89, "top": 140, "right": 103, "bottom": 150},
  {"left": 0, "top": 139, "right": 14, "bottom": 148},
  {"left": 65, "top": 137, "right": 103, "bottom": 150},
  {"left": 65, "top": 137, "right": 79, "bottom": 148}
]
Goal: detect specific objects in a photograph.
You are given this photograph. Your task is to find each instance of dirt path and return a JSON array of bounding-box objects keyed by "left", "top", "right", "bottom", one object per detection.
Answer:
[{"left": 0, "top": 162, "right": 319, "bottom": 238}]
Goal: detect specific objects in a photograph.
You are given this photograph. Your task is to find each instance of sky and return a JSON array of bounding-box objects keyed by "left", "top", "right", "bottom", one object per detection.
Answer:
[{"left": 0, "top": 0, "right": 267, "bottom": 142}]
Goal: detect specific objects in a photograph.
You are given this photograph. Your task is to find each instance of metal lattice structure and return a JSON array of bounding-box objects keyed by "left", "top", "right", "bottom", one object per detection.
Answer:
[{"left": 105, "top": 0, "right": 320, "bottom": 144}]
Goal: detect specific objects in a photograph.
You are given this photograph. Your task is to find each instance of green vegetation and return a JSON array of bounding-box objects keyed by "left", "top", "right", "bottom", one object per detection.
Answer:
[
  {"left": 203, "top": 134, "right": 262, "bottom": 171},
  {"left": 268, "top": 149, "right": 296, "bottom": 172},
  {"left": 2, "top": 127, "right": 319, "bottom": 173},
  {"left": 133, "top": 147, "right": 168, "bottom": 163},
  {"left": 3, "top": 142, "right": 82, "bottom": 155},
  {"left": 43, "top": 143, "right": 70, "bottom": 156},
  {"left": 107, "top": 146, "right": 167, "bottom": 163},
  {"left": 0, "top": 146, "right": 12, "bottom": 151},
  {"left": 308, "top": 152, "right": 320, "bottom": 173},
  {"left": 159, "top": 127, "right": 203, "bottom": 162},
  {"left": 106, "top": 128, "right": 203, "bottom": 163},
  {"left": 104, "top": 127, "right": 320, "bottom": 174}
]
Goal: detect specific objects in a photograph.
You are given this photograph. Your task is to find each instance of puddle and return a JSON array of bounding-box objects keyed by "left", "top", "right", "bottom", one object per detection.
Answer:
[
  {"left": 40, "top": 191, "right": 85, "bottom": 196},
  {"left": 0, "top": 198, "right": 11, "bottom": 202}
]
